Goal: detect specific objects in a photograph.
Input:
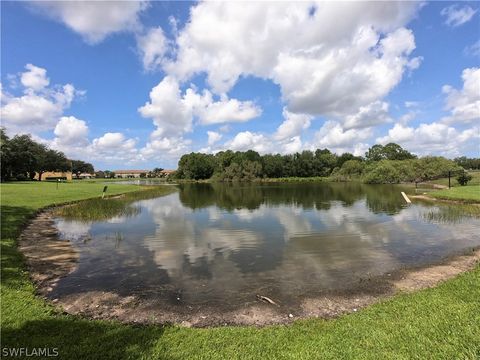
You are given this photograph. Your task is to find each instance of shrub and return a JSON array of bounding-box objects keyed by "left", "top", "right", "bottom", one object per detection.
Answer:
[
  {"left": 456, "top": 172, "right": 473, "bottom": 186},
  {"left": 363, "top": 160, "right": 402, "bottom": 184}
]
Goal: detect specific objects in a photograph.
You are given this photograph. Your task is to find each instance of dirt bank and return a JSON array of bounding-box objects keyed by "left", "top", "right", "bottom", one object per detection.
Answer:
[
  {"left": 19, "top": 210, "right": 480, "bottom": 327},
  {"left": 410, "top": 194, "right": 480, "bottom": 205},
  {"left": 19, "top": 210, "right": 78, "bottom": 297}
]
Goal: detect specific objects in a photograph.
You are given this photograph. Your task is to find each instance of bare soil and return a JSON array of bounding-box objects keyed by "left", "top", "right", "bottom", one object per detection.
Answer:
[
  {"left": 19, "top": 210, "right": 480, "bottom": 327},
  {"left": 410, "top": 194, "right": 480, "bottom": 205}
]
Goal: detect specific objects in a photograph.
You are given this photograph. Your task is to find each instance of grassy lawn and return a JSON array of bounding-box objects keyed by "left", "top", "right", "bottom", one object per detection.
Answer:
[
  {"left": 429, "top": 185, "right": 480, "bottom": 202},
  {"left": 426, "top": 171, "right": 480, "bottom": 188},
  {"left": 1, "top": 182, "right": 479, "bottom": 359},
  {"left": 72, "top": 177, "right": 167, "bottom": 183}
]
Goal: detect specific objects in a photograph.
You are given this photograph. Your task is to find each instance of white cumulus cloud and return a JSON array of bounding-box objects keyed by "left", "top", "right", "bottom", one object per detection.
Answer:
[
  {"left": 343, "top": 101, "right": 392, "bottom": 130},
  {"left": 207, "top": 131, "right": 222, "bottom": 146},
  {"left": 442, "top": 67, "right": 480, "bottom": 125},
  {"left": 377, "top": 122, "right": 479, "bottom": 156},
  {"left": 29, "top": 1, "right": 148, "bottom": 44},
  {"left": 312, "top": 120, "right": 373, "bottom": 155},
  {"left": 53, "top": 116, "right": 89, "bottom": 146},
  {"left": 226, "top": 131, "right": 271, "bottom": 153},
  {"left": 441, "top": 4, "right": 477, "bottom": 27},
  {"left": 138, "top": 76, "right": 261, "bottom": 137},
  {"left": 1, "top": 64, "right": 80, "bottom": 134},
  {"left": 20, "top": 64, "right": 50, "bottom": 91},
  {"left": 137, "top": 26, "right": 169, "bottom": 71},
  {"left": 274, "top": 108, "right": 312, "bottom": 141},
  {"left": 165, "top": 1, "right": 421, "bottom": 119}
]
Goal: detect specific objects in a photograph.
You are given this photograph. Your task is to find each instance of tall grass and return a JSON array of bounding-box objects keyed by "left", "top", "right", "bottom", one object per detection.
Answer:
[
  {"left": 55, "top": 186, "right": 176, "bottom": 221},
  {"left": 422, "top": 203, "right": 480, "bottom": 224}
]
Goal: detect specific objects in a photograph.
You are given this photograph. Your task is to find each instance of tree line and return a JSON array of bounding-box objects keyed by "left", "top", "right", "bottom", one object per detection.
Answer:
[
  {"left": 175, "top": 143, "right": 476, "bottom": 185},
  {"left": 453, "top": 156, "right": 480, "bottom": 170},
  {"left": 0, "top": 129, "right": 95, "bottom": 181}
]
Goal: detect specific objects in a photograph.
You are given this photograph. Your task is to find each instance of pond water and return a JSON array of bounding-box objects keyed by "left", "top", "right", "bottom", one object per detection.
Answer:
[{"left": 52, "top": 182, "right": 480, "bottom": 308}]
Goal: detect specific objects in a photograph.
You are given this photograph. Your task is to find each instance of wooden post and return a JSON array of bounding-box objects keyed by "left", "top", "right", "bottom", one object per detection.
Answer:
[
  {"left": 102, "top": 186, "right": 108, "bottom": 199},
  {"left": 448, "top": 171, "right": 451, "bottom": 189},
  {"left": 401, "top": 192, "right": 411, "bottom": 204}
]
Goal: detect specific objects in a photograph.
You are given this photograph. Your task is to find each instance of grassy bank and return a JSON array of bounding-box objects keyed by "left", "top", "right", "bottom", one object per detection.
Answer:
[
  {"left": 55, "top": 186, "right": 176, "bottom": 221},
  {"left": 429, "top": 185, "right": 480, "bottom": 203},
  {"left": 1, "top": 182, "right": 479, "bottom": 359},
  {"left": 259, "top": 176, "right": 330, "bottom": 183},
  {"left": 73, "top": 177, "right": 168, "bottom": 183},
  {"left": 425, "top": 171, "right": 480, "bottom": 188}
]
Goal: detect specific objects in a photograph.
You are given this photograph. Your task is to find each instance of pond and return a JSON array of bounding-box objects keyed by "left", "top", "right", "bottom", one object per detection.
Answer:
[{"left": 51, "top": 182, "right": 480, "bottom": 311}]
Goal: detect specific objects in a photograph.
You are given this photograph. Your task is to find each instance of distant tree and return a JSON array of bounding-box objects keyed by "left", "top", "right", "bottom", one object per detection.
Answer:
[
  {"left": 214, "top": 150, "right": 235, "bottom": 173},
  {"left": 243, "top": 150, "right": 261, "bottom": 163},
  {"left": 8, "top": 134, "right": 44, "bottom": 179},
  {"left": 95, "top": 171, "right": 105, "bottom": 178},
  {"left": 293, "top": 150, "right": 315, "bottom": 177},
  {"left": 336, "top": 152, "right": 362, "bottom": 168},
  {"left": 313, "top": 149, "right": 338, "bottom": 177},
  {"left": 104, "top": 170, "right": 115, "bottom": 178},
  {"left": 177, "top": 153, "right": 216, "bottom": 180},
  {"left": 365, "top": 144, "right": 385, "bottom": 162},
  {"left": 454, "top": 156, "right": 480, "bottom": 170},
  {"left": 262, "top": 154, "right": 285, "bottom": 178},
  {"left": 149, "top": 167, "right": 164, "bottom": 178},
  {"left": 241, "top": 160, "right": 263, "bottom": 181},
  {"left": 0, "top": 128, "right": 12, "bottom": 180},
  {"left": 72, "top": 160, "right": 94, "bottom": 177},
  {"left": 36, "top": 149, "right": 71, "bottom": 181},
  {"left": 334, "top": 160, "right": 364, "bottom": 181},
  {"left": 365, "top": 143, "right": 416, "bottom": 162},
  {"left": 414, "top": 156, "right": 461, "bottom": 181},
  {"left": 140, "top": 172, "right": 147, "bottom": 178},
  {"left": 363, "top": 160, "right": 401, "bottom": 184},
  {"left": 457, "top": 172, "right": 473, "bottom": 186}
]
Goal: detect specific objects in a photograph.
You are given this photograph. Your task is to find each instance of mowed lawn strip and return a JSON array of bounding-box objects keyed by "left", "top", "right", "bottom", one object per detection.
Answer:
[
  {"left": 1, "top": 182, "right": 479, "bottom": 359},
  {"left": 429, "top": 185, "right": 480, "bottom": 202}
]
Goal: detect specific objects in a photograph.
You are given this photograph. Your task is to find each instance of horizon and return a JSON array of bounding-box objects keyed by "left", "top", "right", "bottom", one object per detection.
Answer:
[{"left": 1, "top": 1, "right": 479, "bottom": 170}]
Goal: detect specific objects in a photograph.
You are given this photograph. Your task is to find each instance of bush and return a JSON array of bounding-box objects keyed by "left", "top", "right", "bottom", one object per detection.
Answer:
[
  {"left": 363, "top": 160, "right": 402, "bottom": 184},
  {"left": 456, "top": 172, "right": 473, "bottom": 186},
  {"left": 331, "top": 160, "right": 364, "bottom": 181}
]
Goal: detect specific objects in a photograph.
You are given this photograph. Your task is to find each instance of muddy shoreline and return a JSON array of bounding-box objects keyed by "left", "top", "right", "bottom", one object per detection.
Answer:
[
  {"left": 410, "top": 194, "right": 480, "bottom": 205},
  {"left": 19, "top": 209, "right": 480, "bottom": 327}
]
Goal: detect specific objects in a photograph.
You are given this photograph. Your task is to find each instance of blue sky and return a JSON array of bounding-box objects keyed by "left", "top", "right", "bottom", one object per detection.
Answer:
[{"left": 1, "top": 1, "right": 479, "bottom": 170}]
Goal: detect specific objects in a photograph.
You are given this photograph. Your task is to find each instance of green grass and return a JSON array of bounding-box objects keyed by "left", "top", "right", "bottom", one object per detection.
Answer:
[
  {"left": 55, "top": 186, "right": 176, "bottom": 221},
  {"left": 1, "top": 182, "right": 479, "bottom": 359},
  {"left": 259, "top": 176, "right": 330, "bottom": 183},
  {"left": 429, "top": 185, "right": 480, "bottom": 203},
  {"left": 73, "top": 177, "right": 168, "bottom": 183},
  {"left": 426, "top": 171, "right": 480, "bottom": 188},
  {"left": 0, "top": 181, "right": 143, "bottom": 209}
]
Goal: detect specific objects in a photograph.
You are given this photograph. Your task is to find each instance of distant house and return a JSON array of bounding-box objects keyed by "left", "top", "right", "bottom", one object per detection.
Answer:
[
  {"left": 34, "top": 171, "right": 72, "bottom": 181},
  {"left": 114, "top": 170, "right": 149, "bottom": 178},
  {"left": 77, "top": 173, "right": 95, "bottom": 179},
  {"left": 159, "top": 169, "right": 176, "bottom": 177}
]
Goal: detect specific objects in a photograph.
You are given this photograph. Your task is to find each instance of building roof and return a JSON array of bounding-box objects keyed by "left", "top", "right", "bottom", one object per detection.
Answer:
[{"left": 114, "top": 170, "right": 149, "bottom": 174}]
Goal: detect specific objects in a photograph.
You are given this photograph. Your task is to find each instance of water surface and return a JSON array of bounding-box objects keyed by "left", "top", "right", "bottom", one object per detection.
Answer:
[{"left": 52, "top": 182, "right": 480, "bottom": 307}]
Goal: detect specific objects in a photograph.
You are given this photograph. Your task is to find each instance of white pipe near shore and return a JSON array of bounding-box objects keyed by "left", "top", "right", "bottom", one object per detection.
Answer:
[{"left": 401, "top": 192, "right": 412, "bottom": 204}]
